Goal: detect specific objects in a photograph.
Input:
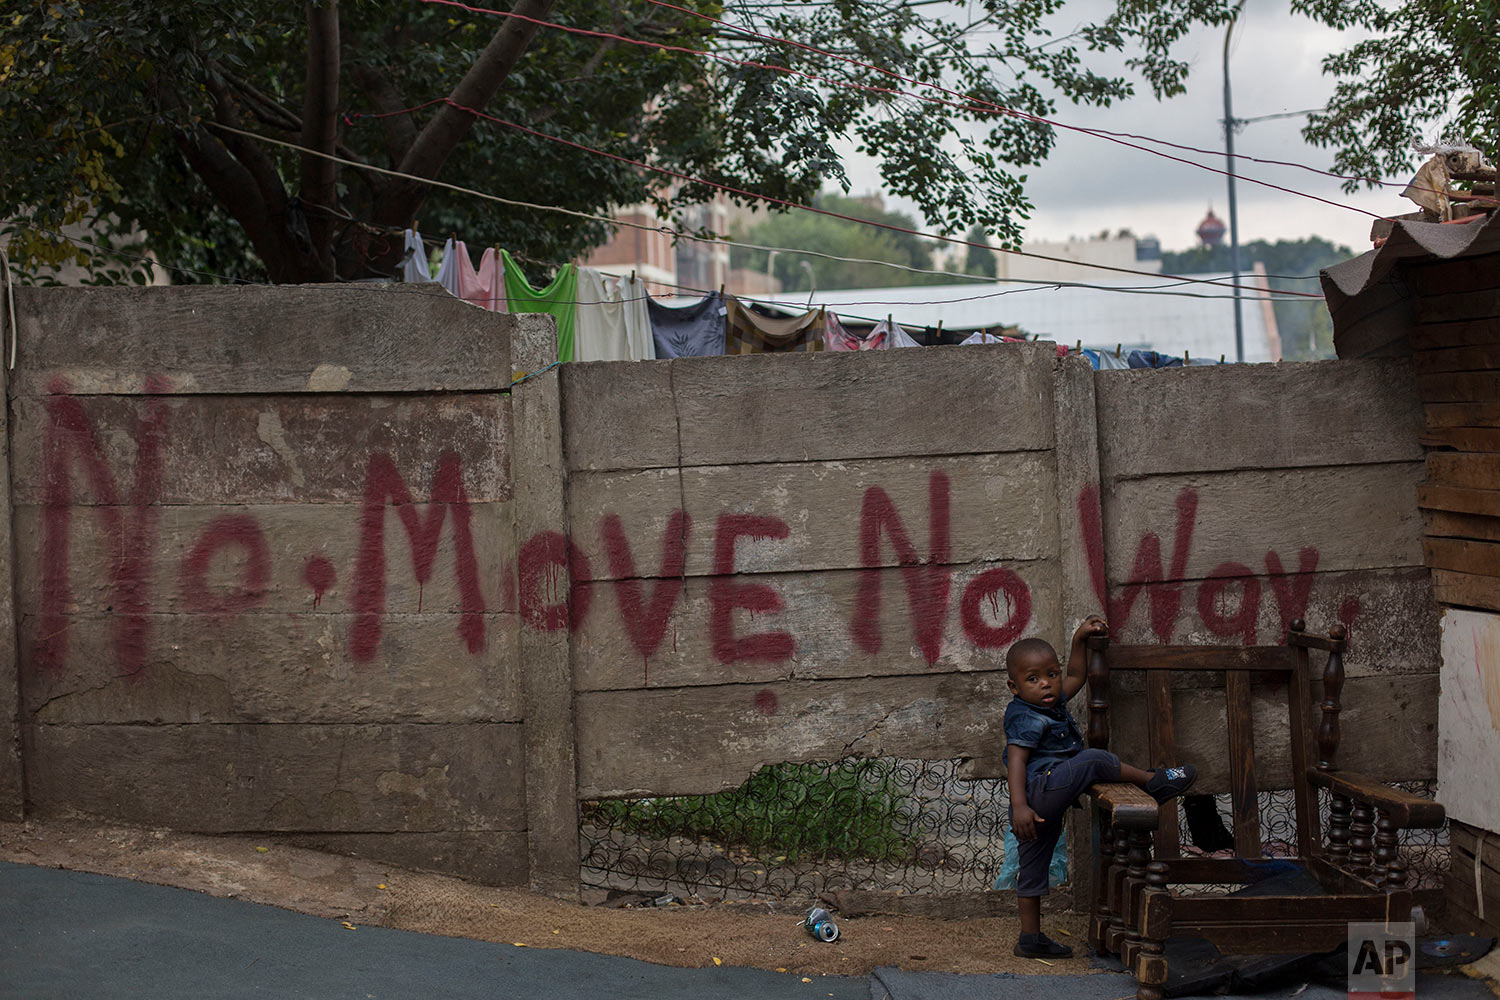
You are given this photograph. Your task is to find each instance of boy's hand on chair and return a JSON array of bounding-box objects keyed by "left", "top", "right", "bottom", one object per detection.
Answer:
[
  {"left": 1012, "top": 804, "right": 1043, "bottom": 841},
  {"left": 1073, "top": 615, "right": 1107, "bottom": 642}
]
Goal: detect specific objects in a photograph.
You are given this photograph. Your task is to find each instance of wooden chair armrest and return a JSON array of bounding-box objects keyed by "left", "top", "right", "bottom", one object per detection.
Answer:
[
  {"left": 1306, "top": 769, "right": 1445, "bottom": 827},
  {"left": 1089, "top": 781, "right": 1159, "bottom": 830}
]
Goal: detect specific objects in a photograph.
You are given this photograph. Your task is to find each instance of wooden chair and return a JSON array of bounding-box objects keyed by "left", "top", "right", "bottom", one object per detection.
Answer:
[{"left": 1084, "top": 622, "right": 1445, "bottom": 1000}]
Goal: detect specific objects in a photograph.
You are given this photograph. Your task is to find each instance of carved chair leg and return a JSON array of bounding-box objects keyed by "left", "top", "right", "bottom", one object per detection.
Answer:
[
  {"left": 1121, "top": 829, "right": 1153, "bottom": 971},
  {"left": 1349, "top": 801, "right": 1374, "bottom": 876},
  {"left": 1107, "top": 825, "right": 1130, "bottom": 954},
  {"left": 1135, "top": 861, "right": 1172, "bottom": 1000},
  {"left": 1092, "top": 814, "right": 1115, "bottom": 952},
  {"left": 1327, "top": 793, "right": 1352, "bottom": 865},
  {"left": 1375, "top": 809, "right": 1409, "bottom": 891}
]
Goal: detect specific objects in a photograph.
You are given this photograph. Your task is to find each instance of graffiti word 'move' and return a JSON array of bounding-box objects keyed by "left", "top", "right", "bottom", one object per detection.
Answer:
[{"left": 518, "top": 469, "right": 1035, "bottom": 665}]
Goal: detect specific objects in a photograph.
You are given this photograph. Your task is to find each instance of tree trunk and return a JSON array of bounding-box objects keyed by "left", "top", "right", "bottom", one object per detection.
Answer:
[{"left": 371, "top": 0, "right": 561, "bottom": 233}]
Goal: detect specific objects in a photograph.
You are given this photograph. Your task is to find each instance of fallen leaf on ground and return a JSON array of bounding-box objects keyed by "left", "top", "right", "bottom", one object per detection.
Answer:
[
  {"left": 801, "top": 978, "right": 812, "bottom": 983},
  {"left": 376, "top": 884, "right": 387, "bottom": 890},
  {"left": 255, "top": 847, "right": 269, "bottom": 854},
  {"left": 512, "top": 943, "right": 527, "bottom": 947},
  {"left": 340, "top": 922, "right": 356, "bottom": 930},
  {"left": 775, "top": 968, "right": 787, "bottom": 973},
  {"left": 712, "top": 957, "right": 722, "bottom": 966}
]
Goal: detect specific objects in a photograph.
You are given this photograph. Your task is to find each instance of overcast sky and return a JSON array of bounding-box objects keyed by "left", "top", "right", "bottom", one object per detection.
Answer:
[{"left": 836, "top": 0, "right": 1406, "bottom": 254}]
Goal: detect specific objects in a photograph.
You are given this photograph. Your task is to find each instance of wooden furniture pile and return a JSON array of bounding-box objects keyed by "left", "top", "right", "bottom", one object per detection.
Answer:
[{"left": 1084, "top": 624, "right": 1445, "bottom": 1000}]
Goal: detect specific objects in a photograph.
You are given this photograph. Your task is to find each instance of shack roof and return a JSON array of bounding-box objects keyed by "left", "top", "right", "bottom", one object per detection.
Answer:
[{"left": 1321, "top": 211, "right": 1500, "bottom": 359}]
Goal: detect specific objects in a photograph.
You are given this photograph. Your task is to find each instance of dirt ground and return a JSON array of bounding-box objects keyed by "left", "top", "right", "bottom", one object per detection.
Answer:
[{"left": 0, "top": 817, "right": 1095, "bottom": 979}]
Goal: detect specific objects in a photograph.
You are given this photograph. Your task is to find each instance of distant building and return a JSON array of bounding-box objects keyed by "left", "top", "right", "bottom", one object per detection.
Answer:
[
  {"left": 1196, "top": 207, "right": 1227, "bottom": 247},
  {"left": 580, "top": 194, "right": 732, "bottom": 297}
]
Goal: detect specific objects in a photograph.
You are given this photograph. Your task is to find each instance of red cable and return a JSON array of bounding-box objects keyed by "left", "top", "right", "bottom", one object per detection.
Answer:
[
  {"left": 419, "top": 0, "right": 1404, "bottom": 220},
  {"left": 435, "top": 97, "right": 1320, "bottom": 297}
]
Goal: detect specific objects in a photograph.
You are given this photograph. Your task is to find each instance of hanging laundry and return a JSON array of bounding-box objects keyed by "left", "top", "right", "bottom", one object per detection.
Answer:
[
  {"left": 401, "top": 229, "right": 434, "bottom": 283},
  {"left": 617, "top": 273, "right": 655, "bottom": 361},
  {"left": 959, "top": 331, "right": 1006, "bottom": 345},
  {"left": 503, "top": 249, "right": 579, "bottom": 363},
  {"left": 434, "top": 237, "right": 464, "bottom": 298},
  {"left": 724, "top": 296, "right": 825, "bottom": 354},
  {"left": 825, "top": 312, "right": 890, "bottom": 351},
  {"left": 1127, "top": 349, "right": 1184, "bottom": 369},
  {"left": 648, "top": 289, "right": 727, "bottom": 359},
  {"left": 1083, "top": 349, "right": 1132, "bottom": 371},
  {"left": 573, "top": 269, "right": 653, "bottom": 362},
  {"left": 456, "top": 246, "right": 505, "bottom": 311},
  {"left": 1186, "top": 356, "right": 1221, "bottom": 366},
  {"left": 879, "top": 318, "right": 923, "bottom": 349}
]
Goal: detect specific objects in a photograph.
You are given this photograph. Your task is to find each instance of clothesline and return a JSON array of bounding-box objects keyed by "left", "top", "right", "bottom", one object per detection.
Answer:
[{"left": 406, "top": 228, "right": 1226, "bottom": 368}]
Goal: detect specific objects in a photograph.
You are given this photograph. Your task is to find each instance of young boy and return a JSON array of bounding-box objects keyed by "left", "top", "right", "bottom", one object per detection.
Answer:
[{"left": 1004, "top": 615, "right": 1197, "bottom": 958}]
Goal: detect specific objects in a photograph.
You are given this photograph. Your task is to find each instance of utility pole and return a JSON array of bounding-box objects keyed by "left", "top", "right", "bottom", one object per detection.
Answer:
[{"left": 1223, "top": 0, "right": 1247, "bottom": 363}]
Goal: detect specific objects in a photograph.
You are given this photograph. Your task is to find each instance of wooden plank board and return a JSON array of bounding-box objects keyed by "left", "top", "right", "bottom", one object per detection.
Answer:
[
  {"left": 1437, "top": 609, "right": 1500, "bottom": 830},
  {"left": 1411, "top": 319, "right": 1500, "bottom": 351},
  {"left": 566, "top": 451, "right": 1057, "bottom": 580},
  {"left": 1413, "top": 343, "right": 1500, "bottom": 374},
  {"left": 1424, "top": 401, "right": 1500, "bottom": 428},
  {"left": 19, "top": 611, "right": 521, "bottom": 725},
  {"left": 576, "top": 671, "right": 1010, "bottom": 798},
  {"left": 1412, "top": 287, "right": 1500, "bottom": 325},
  {"left": 1101, "top": 673, "right": 1439, "bottom": 794},
  {"left": 1419, "top": 427, "right": 1500, "bottom": 452},
  {"left": 1433, "top": 570, "right": 1500, "bottom": 612},
  {"left": 571, "top": 559, "right": 1059, "bottom": 692},
  {"left": 1407, "top": 252, "right": 1500, "bottom": 297},
  {"left": 1102, "top": 464, "right": 1426, "bottom": 582},
  {"left": 24, "top": 721, "right": 527, "bottom": 831},
  {"left": 1103, "top": 646, "right": 1292, "bottom": 672},
  {"left": 1094, "top": 360, "right": 1424, "bottom": 479},
  {"left": 1418, "top": 371, "right": 1500, "bottom": 402},
  {"left": 562, "top": 342, "right": 1057, "bottom": 472},
  {"left": 1418, "top": 484, "right": 1500, "bottom": 518},
  {"left": 1424, "top": 509, "right": 1500, "bottom": 543},
  {"left": 8, "top": 393, "right": 512, "bottom": 505},
  {"left": 1428, "top": 452, "right": 1500, "bottom": 490},
  {"left": 1103, "top": 567, "right": 1439, "bottom": 678},
  {"left": 1225, "top": 670, "right": 1263, "bottom": 857},
  {"left": 13, "top": 501, "right": 515, "bottom": 616},
  {"left": 1145, "top": 672, "right": 1181, "bottom": 857},
  {"left": 1423, "top": 536, "right": 1500, "bottom": 577},
  {"left": 12, "top": 284, "right": 517, "bottom": 395}
]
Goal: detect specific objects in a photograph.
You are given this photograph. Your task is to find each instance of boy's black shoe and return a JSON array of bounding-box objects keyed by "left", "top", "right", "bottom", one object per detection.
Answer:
[
  {"left": 1146, "top": 764, "right": 1197, "bottom": 803},
  {"left": 1014, "top": 932, "right": 1074, "bottom": 958}
]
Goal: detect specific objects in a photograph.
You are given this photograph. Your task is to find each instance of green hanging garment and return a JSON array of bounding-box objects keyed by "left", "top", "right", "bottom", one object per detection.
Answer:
[{"left": 502, "top": 250, "right": 578, "bottom": 363}]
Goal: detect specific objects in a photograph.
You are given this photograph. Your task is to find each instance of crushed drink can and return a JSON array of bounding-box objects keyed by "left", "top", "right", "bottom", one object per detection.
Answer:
[{"left": 803, "top": 906, "right": 840, "bottom": 942}]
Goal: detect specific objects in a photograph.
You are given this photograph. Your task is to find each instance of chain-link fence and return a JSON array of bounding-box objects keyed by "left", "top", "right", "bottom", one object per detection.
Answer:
[{"left": 580, "top": 760, "right": 1447, "bottom": 901}]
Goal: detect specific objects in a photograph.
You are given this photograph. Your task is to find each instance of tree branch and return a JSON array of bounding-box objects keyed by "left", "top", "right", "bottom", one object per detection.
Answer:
[
  {"left": 300, "top": 0, "right": 341, "bottom": 266},
  {"left": 377, "top": 0, "right": 560, "bottom": 226},
  {"left": 350, "top": 62, "right": 417, "bottom": 165},
  {"left": 204, "top": 75, "right": 290, "bottom": 217},
  {"left": 173, "top": 125, "right": 287, "bottom": 280}
]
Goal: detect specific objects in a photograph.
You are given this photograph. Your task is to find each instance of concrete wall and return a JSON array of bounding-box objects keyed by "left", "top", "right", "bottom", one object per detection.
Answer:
[
  {"left": 5, "top": 285, "right": 539, "bottom": 885},
  {"left": 0, "top": 286, "right": 1440, "bottom": 893}
]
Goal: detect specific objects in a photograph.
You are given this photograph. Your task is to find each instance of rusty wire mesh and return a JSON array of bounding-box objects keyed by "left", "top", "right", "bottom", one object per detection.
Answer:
[
  {"left": 1166, "top": 780, "right": 1448, "bottom": 894},
  {"left": 579, "top": 757, "right": 1010, "bottom": 900},
  {"left": 581, "top": 758, "right": 1447, "bottom": 902}
]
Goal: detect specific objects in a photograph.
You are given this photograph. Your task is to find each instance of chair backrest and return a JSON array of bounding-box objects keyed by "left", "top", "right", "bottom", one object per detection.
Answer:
[{"left": 1083, "top": 622, "right": 1347, "bottom": 860}]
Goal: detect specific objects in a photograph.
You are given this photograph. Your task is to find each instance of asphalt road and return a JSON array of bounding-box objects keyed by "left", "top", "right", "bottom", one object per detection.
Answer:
[{"left": 0, "top": 862, "right": 867, "bottom": 1000}]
